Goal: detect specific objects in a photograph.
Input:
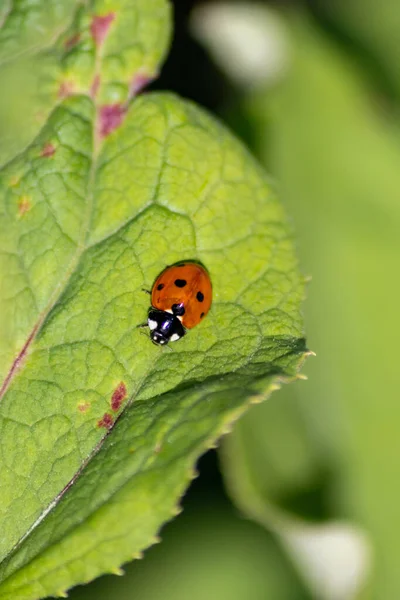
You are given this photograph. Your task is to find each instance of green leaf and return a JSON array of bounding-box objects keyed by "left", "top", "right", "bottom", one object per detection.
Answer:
[{"left": 0, "top": 1, "right": 306, "bottom": 598}]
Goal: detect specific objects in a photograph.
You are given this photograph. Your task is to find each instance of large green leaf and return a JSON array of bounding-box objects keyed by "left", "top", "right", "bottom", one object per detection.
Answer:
[{"left": 0, "top": 1, "right": 306, "bottom": 598}]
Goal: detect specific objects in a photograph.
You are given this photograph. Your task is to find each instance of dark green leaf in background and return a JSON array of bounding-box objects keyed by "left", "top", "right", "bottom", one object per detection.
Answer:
[
  {"left": 70, "top": 503, "right": 309, "bottom": 600},
  {"left": 315, "top": 0, "right": 400, "bottom": 101},
  {"left": 218, "top": 12, "right": 400, "bottom": 600}
]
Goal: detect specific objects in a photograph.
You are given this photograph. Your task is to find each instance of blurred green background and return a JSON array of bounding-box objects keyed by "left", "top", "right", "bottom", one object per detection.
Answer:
[{"left": 68, "top": 1, "right": 400, "bottom": 598}]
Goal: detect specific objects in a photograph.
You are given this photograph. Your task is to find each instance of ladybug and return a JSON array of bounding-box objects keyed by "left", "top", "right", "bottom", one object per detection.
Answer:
[{"left": 146, "top": 262, "right": 212, "bottom": 346}]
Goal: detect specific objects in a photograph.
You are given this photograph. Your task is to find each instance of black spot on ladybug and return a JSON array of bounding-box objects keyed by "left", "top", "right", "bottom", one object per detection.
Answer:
[
  {"left": 174, "top": 279, "right": 187, "bottom": 288},
  {"left": 200, "top": 312, "right": 205, "bottom": 319},
  {"left": 172, "top": 303, "right": 185, "bottom": 316},
  {"left": 196, "top": 291, "right": 204, "bottom": 302},
  {"left": 157, "top": 283, "right": 164, "bottom": 291}
]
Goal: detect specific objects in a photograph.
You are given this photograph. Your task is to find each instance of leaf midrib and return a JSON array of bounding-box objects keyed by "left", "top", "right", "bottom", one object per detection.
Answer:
[
  {"left": 0, "top": 0, "right": 115, "bottom": 401},
  {"left": 0, "top": 88, "right": 112, "bottom": 564}
]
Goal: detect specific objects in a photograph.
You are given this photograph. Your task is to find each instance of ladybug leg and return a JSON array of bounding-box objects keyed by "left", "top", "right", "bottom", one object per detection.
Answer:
[
  {"left": 137, "top": 322, "right": 148, "bottom": 328},
  {"left": 142, "top": 288, "right": 151, "bottom": 295}
]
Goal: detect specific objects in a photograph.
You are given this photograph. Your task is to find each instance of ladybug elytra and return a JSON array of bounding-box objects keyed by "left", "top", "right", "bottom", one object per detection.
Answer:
[{"left": 147, "top": 262, "right": 212, "bottom": 346}]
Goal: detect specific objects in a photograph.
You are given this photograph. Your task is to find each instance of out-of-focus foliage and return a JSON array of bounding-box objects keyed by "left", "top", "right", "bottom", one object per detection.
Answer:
[
  {"left": 70, "top": 498, "right": 309, "bottom": 600},
  {"left": 238, "top": 17, "right": 400, "bottom": 600},
  {"left": 316, "top": 0, "right": 400, "bottom": 99}
]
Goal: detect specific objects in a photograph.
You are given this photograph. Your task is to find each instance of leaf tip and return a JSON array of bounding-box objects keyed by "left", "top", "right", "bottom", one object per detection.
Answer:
[
  {"left": 296, "top": 373, "right": 308, "bottom": 381},
  {"left": 207, "top": 442, "right": 219, "bottom": 449},
  {"left": 171, "top": 505, "right": 183, "bottom": 517},
  {"left": 269, "top": 382, "right": 281, "bottom": 392}
]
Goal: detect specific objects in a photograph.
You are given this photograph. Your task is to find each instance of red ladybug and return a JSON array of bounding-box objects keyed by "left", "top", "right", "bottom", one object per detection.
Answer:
[{"left": 147, "top": 262, "right": 212, "bottom": 345}]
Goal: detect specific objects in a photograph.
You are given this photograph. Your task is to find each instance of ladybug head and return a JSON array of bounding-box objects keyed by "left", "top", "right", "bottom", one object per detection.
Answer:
[
  {"left": 150, "top": 330, "right": 169, "bottom": 346},
  {"left": 148, "top": 309, "right": 185, "bottom": 346}
]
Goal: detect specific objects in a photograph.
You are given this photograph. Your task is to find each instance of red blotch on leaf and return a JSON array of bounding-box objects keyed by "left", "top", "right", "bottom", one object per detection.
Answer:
[
  {"left": 41, "top": 142, "right": 56, "bottom": 158},
  {"left": 58, "top": 80, "right": 75, "bottom": 99},
  {"left": 99, "top": 103, "right": 126, "bottom": 138},
  {"left": 90, "top": 74, "right": 100, "bottom": 98},
  {"left": 78, "top": 401, "right": 91, "bottom": 413},
  {"left": 91, "top": 13, "right": 115, "bottom": 46},
  {"left": 111, "top": 382, "right": 127, "bottom": 412},
  {"left": 64, "top": 33, "right": 80, "bottom": 50},
  {"left": 98, "top": 413, "right": 114, "bottom": 430},
  {"left": 18, "top": 196, "right": 31, "bottom": 216}
]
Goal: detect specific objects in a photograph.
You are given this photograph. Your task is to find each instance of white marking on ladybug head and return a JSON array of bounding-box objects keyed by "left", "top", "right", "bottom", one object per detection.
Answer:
[{"left": 148, "top": 318, "right": 158, "bottom": 331}]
